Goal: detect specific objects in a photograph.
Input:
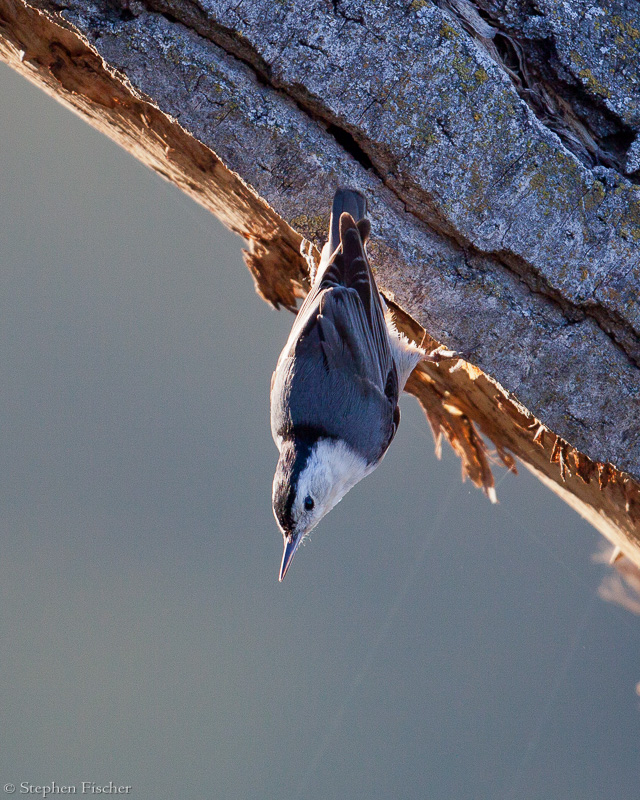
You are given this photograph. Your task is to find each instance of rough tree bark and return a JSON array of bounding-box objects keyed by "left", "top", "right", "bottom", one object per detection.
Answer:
[{"left": 1, "top": 0, "right": 640, "bottom": 565}]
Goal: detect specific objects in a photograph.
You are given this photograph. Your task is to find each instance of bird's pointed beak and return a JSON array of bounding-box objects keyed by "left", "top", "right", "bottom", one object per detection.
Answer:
[{"left": 279, "top": 534, "right": 300, "bottom": 582}]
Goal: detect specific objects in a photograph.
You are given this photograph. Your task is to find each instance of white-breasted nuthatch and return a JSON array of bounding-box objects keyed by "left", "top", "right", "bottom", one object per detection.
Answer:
[{"left": 270, "top": 189, "right": 425, "bottom": 581}]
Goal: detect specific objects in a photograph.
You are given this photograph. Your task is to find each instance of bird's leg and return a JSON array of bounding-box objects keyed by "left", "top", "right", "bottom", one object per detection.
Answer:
[
  {"left": 430, "top": 347, "right": 464, "bottom": 360},
  {"left": 419, "top": 331, "right": 469, "bottom": 365}
]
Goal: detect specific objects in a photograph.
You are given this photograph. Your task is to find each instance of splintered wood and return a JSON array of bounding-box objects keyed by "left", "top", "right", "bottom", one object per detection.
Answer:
[{"left": 394, "top": 305, "right": 640, "bottom": 568}]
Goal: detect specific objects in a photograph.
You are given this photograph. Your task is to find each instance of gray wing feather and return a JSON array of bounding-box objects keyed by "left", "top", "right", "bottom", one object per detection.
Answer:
[
  {"left": 271, "top": 282, "right": 396, "bottom": 463},
  {"left": 320, "top": 221, "right": 394, "bottom": 391},
  {"left": 278, "top": 211, "right": 393, "bottom": 389},
  {"left": 319, "top": 287, "right": 386, "bottom": 386},
  {"left": 271, "top": 191, "right": 398, "bottom": 462}
]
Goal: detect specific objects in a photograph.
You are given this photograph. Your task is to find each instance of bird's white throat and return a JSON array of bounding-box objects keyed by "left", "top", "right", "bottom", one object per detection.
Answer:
[{"left": 296, "top": 439, "right": 373, "bottom": 518}]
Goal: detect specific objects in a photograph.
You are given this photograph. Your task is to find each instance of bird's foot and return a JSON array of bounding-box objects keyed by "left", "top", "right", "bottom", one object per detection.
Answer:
[{"left": 421, "top": 347, "right": 467, "bottom": 365}]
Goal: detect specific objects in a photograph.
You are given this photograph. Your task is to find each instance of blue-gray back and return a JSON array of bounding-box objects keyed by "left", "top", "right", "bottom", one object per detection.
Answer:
[{"left": 271, "top": 197, "right": 398, "bottom": 465}]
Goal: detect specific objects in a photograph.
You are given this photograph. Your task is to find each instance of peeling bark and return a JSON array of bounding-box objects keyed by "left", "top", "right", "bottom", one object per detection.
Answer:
[{"left": 1, "top": 0, "right": 640, "bottom": 566}]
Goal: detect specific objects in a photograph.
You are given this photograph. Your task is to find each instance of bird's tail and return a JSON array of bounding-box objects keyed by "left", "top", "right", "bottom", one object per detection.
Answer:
[{"left": 329, "top": 188, "right": 367, "bottom": 254}]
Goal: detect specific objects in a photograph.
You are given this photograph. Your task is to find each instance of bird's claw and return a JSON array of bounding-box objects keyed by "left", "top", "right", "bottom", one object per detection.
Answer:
[{"left": 421, "top": 347, "right": 465, "bottom": 364}]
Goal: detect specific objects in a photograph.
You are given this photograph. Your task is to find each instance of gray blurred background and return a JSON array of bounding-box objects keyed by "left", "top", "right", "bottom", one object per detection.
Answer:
[{"left": 1, "top": 62, "right": 638, "bottom": 800}]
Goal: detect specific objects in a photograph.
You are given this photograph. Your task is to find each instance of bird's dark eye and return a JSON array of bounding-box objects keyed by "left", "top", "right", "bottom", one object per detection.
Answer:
[{"left": 304, "top": 496, "right": 315, "bottom": 511}]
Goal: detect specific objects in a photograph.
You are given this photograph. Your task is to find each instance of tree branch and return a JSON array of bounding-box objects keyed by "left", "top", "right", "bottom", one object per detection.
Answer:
[{"left": 2, "top": 0, "right": 640, "bottom": 565}]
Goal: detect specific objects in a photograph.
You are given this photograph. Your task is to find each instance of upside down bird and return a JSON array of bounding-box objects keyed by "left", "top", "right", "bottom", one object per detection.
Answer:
[{"left": 270, "top": 189, "right": 427, "bottom": 581}]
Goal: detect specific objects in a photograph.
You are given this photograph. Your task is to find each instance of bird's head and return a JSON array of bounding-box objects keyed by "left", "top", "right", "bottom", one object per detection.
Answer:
[{"left": 272, "top": 435, "right": 372, "bottom": 580}]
